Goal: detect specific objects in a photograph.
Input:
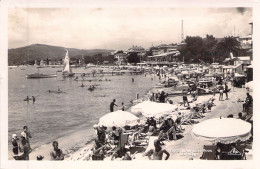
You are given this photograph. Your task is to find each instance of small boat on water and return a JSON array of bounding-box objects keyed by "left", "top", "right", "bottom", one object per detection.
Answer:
[
  {"left": 26, "top": 73, "right": 57, "bottom": 78},
  {"left": 26, "top": 68, "right": 57, "bottom": 78},
  {"left": 62, "top": 50, "right": 75, "bottom": 77}
]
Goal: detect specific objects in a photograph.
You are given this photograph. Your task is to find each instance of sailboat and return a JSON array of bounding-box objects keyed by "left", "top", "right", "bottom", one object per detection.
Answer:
[{"left": 62, "top": 50, "right": 75, "bottom": 77}]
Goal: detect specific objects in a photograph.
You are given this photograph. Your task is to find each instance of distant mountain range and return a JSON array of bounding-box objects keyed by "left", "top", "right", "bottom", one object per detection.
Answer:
[{"left": 8, "top": 44, "right": 115, "bottom": 65}]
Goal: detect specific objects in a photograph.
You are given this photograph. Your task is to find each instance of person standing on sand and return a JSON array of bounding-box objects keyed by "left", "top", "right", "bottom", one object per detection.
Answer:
[
  {"left": 110, "top": 99, "right": 118, "bottom": 112},
  {"left": 50, "top": 141, "right": 64, "bottom": 160},
  {"left": 243, "top": 92, "right": 253, "bottom": 113},
  {"left": 20, "top": 136, "right": 30, "bottom": 160},
  {"left": 219, "top": 84, "right": 224, "bottom": 101},
  {"left": 144, "top": 139, "right": 170, "bottom": 160},
  {"left": 11, "top": 134, "right": 19, "bottom": 155},
  {"left": 182, "top": 91, "right": 190, "bottom": 107},
  {"left": 21, "top": 126, "right": 32, "bottom": 152},
  {"left": 224, "top": 83, "right": 229, "bottom": 100}
]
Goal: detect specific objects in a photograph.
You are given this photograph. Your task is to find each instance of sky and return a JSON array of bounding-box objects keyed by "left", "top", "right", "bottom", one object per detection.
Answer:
[{"left": 8, "top": 8, "right": 252, "bottom": 50}]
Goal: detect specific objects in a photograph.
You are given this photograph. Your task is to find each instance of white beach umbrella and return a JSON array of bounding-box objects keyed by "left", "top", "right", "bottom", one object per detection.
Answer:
[
  {"left": 245, "top": 81, "right": 253, "bottom": 91},
  {"left": 192, "top": 118, "right": 251, "bottom": 144},
  {"left": 130, "top": 101, "right": 177, "bottom": 118},
  {"left": 98, "top": 110, "right": 140, "bottom": 127}
]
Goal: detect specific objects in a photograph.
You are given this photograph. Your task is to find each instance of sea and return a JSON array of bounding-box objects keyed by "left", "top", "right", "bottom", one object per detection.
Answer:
[{"left": 8, "top": 66, "right": 159, "bottom": 157}]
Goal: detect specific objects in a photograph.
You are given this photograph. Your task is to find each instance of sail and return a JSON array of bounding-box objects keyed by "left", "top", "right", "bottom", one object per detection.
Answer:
[{"left": 63, "top": 50, "right": 72, "bottom": 74}]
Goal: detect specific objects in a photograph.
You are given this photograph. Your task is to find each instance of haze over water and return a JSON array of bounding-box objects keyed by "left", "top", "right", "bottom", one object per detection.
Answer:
[{"left": 8, "top": 66, "right": 159, "bottom": 154}]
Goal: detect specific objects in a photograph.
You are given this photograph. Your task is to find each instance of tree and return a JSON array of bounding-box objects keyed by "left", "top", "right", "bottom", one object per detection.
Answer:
[
  {"left": 202, "top": 34, "right": 218, "bottom": 63},
  {"left": 127, "top": 52, "right": 139, "bottom": 64},
  {"left": 212, "top": 36, "right": 241, "bottom": 62},
  {"left": 178, "top": 36, "right": 204, "bottom": 63}
]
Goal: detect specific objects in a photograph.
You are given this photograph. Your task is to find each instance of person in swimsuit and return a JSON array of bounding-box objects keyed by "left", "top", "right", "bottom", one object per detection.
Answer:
[
  {"left": 21, "top": 126, "right": 32, "bottom": 152},
  {"left": 11, "top": 134, "right": 19, "bottom": 155},
  {"left": 50, "top": 141, "right": 64, "bottom": 160},
  {"left": 110, "top": 99, "right": 118, "bottom": 112},
  {"left": 144, "top": 139, "right": 170, "bottom": 160}
]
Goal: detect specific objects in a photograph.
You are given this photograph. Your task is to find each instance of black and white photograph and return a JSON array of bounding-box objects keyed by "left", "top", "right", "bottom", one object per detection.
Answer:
[{"left": 0, "top": 0, "right": 259, "bottom": 169}]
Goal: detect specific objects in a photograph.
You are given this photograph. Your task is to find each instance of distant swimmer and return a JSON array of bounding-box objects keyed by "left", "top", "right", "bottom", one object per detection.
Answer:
[
  {"left": 121, "top": 102, "right": 125, "bottom": 111},
  {"left": 88, "top": 85, "right": 95, "bottom": 91},
  {"left": 24, "top": 96, "right": 30, "bottom": 102},
  {"left": 32, "top": 96, "right": 35, "bottom": 103},
  {"left": 50, "top": 141, "right": 64, "bottom": 160}
]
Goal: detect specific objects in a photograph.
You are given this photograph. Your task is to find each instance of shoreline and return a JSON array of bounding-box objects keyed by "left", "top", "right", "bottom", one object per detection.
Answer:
[
  {"left": 66, "top": 83, "right": 253, "bottom": 161},
  {"left": 8, "top": 79, "right": 253, "bottom": 161},
  {"left": 8, "top": 74, "right": 160, "bottom": 161}
]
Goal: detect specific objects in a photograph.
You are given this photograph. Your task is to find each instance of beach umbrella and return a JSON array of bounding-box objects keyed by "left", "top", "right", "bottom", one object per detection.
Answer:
[
  {"left": 130, "top": 101, "right": 177, "bottom": 118},
  {"left": 192, "top": 118, "right": 251, "bottom": 144},
  {"left": 98, "top": 110, "right": 140, "bottom": 127},
  {"left": 245, "top": 81, "right": 253, "bottom": 91}
]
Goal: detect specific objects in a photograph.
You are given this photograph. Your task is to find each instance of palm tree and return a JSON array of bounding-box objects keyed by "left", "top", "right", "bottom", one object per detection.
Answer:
[{"left": 212, "top": 36, "right": 242, "bottom": 62}]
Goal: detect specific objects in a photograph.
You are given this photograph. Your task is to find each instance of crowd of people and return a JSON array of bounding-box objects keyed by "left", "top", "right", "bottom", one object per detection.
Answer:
[
  {"left": 12, "top": 70, "right": 253, "bottom": 161},
  {"left": 11, "top": 126, "right": 64, "bottom": 161}
]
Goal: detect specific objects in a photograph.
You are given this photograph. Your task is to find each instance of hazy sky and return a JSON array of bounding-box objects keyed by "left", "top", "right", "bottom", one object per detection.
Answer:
[{"left": 8, "top": 8, "right": 252, "bottom": 50}]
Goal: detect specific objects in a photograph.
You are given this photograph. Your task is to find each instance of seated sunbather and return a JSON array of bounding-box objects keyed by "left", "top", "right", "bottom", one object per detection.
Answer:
[
  {"left": 110, "top": 126, "right": 123, "bottom": 145},
  {"left": 111, "top": 147, "right": 132, "bottom": 160},
  {"left": 144, "top": 139, "right": 170, "bottom": 160},
  {"left": 91, "top": 139, "right": 111, "bottom": 160},
  {"left": 158, "top": 118, "right": 177, "bottom": 141}
]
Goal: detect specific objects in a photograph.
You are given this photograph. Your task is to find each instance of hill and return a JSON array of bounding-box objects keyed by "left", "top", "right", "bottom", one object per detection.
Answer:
[{"left": 8, "top": 44, "right": 115, "bottom": 65}]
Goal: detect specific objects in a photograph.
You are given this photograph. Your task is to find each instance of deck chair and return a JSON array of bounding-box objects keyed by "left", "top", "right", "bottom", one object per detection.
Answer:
[
  {"left": 107, "top": 133, "right": 130, "bottom": 154},
  {"left": 191, "top": 107, "right": 204, "bottom": 119},
  {"left": 129, "top": 132, "right": 149, "bottom": 147},
  {"left": 200, "top": 145, "right": 217, "bottom": 160},
  {"left": 175, "top": 117, "right": 185, "bottom": 133},
  {"left": 236, "top": 143, "right": 247, "bottom": 160},
  {"left": 179, "top": 112, "right": 193, "bottom": 125}
]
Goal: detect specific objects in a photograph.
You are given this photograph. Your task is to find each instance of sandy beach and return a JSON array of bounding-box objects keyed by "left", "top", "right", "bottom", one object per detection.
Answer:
[{"left": 59, "top": 84, "right": 252, "bottom": 161}]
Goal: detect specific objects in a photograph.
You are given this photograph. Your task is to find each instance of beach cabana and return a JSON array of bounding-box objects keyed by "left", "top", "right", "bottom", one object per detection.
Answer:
[
  {"left": 130, "top": 101, "right": 177, "bottom": 118},
  {"left": 192, "top": 118, "right": 251, "bottom": 144},
  {"left": 98, "top": 110, "right": 140, "bottom": 127}
]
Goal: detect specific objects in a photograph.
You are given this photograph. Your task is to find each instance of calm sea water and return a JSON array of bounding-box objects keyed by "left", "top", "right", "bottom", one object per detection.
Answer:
[{"left": 8, "top": 66, "right": 159, "bottom": 152}]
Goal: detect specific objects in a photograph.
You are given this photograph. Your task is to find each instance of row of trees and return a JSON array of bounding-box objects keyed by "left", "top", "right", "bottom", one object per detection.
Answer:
[
  {"left": 115, "top": 35, "right": 246, "bottom": 64},
  {"left": 178, "top": 35, "right": 247, "bottom": 64}
]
